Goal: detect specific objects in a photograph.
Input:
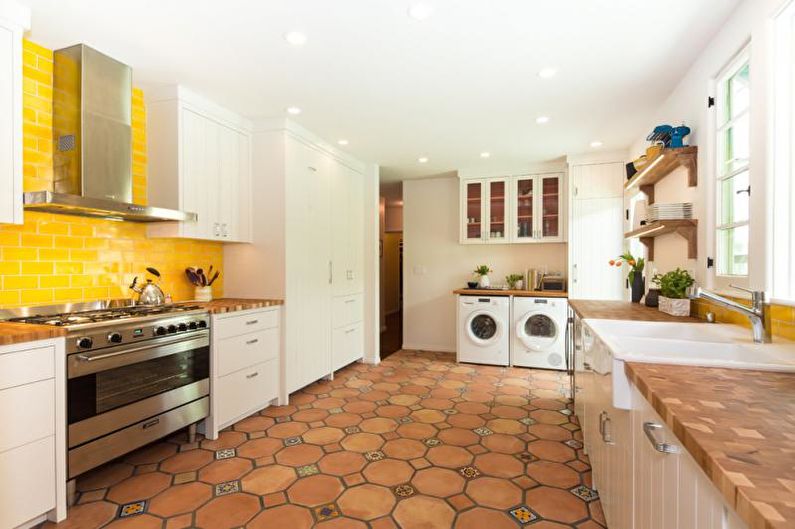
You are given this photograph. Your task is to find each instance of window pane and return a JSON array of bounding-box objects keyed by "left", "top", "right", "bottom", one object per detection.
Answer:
[
  {"left": 727, "top": 62, "right": 750, "bottom": 120},
  {"left": 719, "top": 170, "right": 750, "bottom": 225},
  {"left": 719, "top": 113, "right": 750, "bottom": 176},
  {"left": 717, "top": 225, "right": 749, "bottom": 276}
]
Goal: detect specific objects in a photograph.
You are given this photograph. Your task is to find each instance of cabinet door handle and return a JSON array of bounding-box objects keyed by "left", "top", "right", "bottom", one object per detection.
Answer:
[
  {"left": 245, "top": 319, "right": 259, "bottom": 325},
  {"left": 329, "top": 261, "right": 333, "bottom": 284},
  {"left": 643, "top": 422, "right": 679, "bottom": 454},
  {"left": 222, "top": 223, "right": 228, "bottom": 237},
  {"left": 602, "top": 414, "right": 614, "bottom": 444},
  {"left": 345, "top": 299, "right": 356, "bottom": 304},
  {"left": 598, "top": 411, "right": 605, "bottom": 436},
  {"left": 345, "top": 328, "right": 356, "bottom": 334},
  {"left": 572, "top": 264, "right": 578, "bottom": 283},
  {"left": 142, "top": 418, "right": 160, "bottom": 430},
  {"left": 213, "top": 223, "right": 221, "bottom": 237},
  {"left": 246, "top": 371, "right": 259, "bottom": 379},
  {"left": 245, "top": 338, "right": 259, "bottom": 345}
]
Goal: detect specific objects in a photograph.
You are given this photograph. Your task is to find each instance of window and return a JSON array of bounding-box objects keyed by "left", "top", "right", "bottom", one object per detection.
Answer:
[{"left": 715, "top": 50, "right": 751, "bottom": 277}]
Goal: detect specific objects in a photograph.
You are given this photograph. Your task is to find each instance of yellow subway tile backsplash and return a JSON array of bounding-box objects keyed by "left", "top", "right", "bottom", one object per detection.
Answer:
[
  {"left": 0, "top": 40, "right": 224, "bottom": 309},
  {"left": 692, "top": 298, "right": 795, "bottom": 341}
]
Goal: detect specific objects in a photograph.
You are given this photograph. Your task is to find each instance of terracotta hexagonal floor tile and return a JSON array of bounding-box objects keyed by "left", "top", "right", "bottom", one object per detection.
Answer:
[
  {"left": 325, "top": 412, "right": 363, "bottom": 428},
  {"left": 487, "top": 418, "right": 525, "bottom": 435},
  {"left": 454, "top": 507, "right": 521, "bottom": 529},
  {"left": 473, "top": 453, "right": 524, "bottom": 478},
  {"left": 375, "top": 404, "right": 410, "bottom": 418},
  {"left": 148, "top": 482, "right": 213, "bottom": 517},
  {"left": 491, "top": 405, "right": 527, "bottom": 419},
  {"left": 77, "top": 463, "right": 134, "bottom": 492},
  {"left": 337, "top": 484, "right": 396, "bottom": 521},
  {"left": 344, "top": 400, "right": 378, "bottom": 413},
  {"left": 525, "top": 486, "right": 589, "bottom": 523},
  {"left": 393, "top": 495, "right": 455, "bottom": 529},
  {"left": 39, "top": 500, "right": 117, "bottom": 529},
  {"left": 437, "top": 427, "right": 480, "bottom": 447},
  {"left": 233, "top": 414, "right": 275, "bottom": 432},
  {"left": 526, "top": 461, "right": 582, "bottom": 488},
  {"left": 241, "top": 464, "right": 297, "bottom": 495},
  {"left": 530, "top": 409, "right": 569, "bottom": 425},
  {"left": 388, "top": 394, "right": 421, "bottom": 406},
  {"left": 359, "top": 417, "right": 398, "bottom": 434},
  {"left": 482, "top": 433, "right": 526, "bottom": 454},
  {"left": 288, "top": 474, "right": 344, "bottom": 507},
  {"left": 302, "top": 426, "right": 345, "bottom": 445},
  {"left": 412, "top": 467, "right": 465, "bottom": 497},
  {"left": 195, "top": 493, "right": 261, "bottom": 529},
  {"left": 426, "top": 446, "right": 473, "bottom": 468},
  {"left": 316, "top": 517, "right": 368, "bottom": 529},
  {"left": 200, "top": 430, "right": 248, "bottom": 450},
  {"left": 124, "top": 442, "right": 177, "bottom": 465},
  {"left": 103, "top": 514, "right": 163, "bottom": 529},
  {"left": 275, "top": 444, "right": 325, "bottom": 466},
  {"left": 159, "top": 449, "right": 214, "bottom": 474},
  {"left": 267, "top": 421, "right": 309, "bottom": 439},
  {"left": 395, "top": 422, "right": 438, "bottom": 440},
  {"left": 382, "top": 438, "right": 427, "bottom": 460},
  {"left": 340, "top": 432, "right": 384, "bottom": 453},
  {"left": 454, "top": 402, "right": 490, "bottom": 415},
  {"left": 106, "top": 471, "right": 172, "bottom": 503},
  {"left": 528, "top": 423, "right": 573, "bottom": 441},
  {"left": 318, "top": 451, "right": 367, "bottom": 476},
  {"left": 197, "top": 457, "right": 252, "bottom": 484},
  {"left": 362, "top": 458, "right": 414, "bottom": 486},
  {"left": 236, "top": 437, "right": 284, "bottom": 459},
  {"left": 527, "top": 440, "right": 576, "bottom": 463},
  {"left": 410, "top": 409, "right": 447, "bottom": 424},
  {"left": 446, "top": 413, "right": 486, "bottom": 429},
  {"left": 292, "top": 408, "right": 330, "bottom": 423},
  {"left": 466, "top": 477, "right": 522, "bottom": 509}
]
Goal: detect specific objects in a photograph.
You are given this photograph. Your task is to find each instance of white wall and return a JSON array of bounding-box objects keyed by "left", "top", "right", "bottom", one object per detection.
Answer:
[
  {"left": 403, "top": 176, "right": 567, "bottom": 352},
  {"left": 627, "top": 0, "right": 789, "bottom": 294}
]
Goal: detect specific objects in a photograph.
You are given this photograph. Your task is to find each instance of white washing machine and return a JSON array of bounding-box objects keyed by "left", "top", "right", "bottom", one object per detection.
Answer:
[
  {"left": 511, "top": 296, "right": 569, "bottom": 370},
  {"left": 457, "top": 295, "right": 510, "bottom": 366}
]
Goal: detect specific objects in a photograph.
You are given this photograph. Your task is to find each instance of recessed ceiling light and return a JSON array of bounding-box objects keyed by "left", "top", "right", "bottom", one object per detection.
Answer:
[
  {"left": 480, "top": 152, "right": 491, "bottom": 159},
  {"left": 408, "top": 3, "right": 434, "bottom": 21},
  {"left": 538, "top": 67, "right": 558, "bottom": 79},
  {"left": 591, "top": 140, "right": 604, "bottom": 148},
  {"left": 286, "top": 106, "right": 302, "bottom": 115},
  {"left": 284, "top": 31, "right": 307, "bottom": 46},
  {"left": 337, "top": 139, "right": 349, "bottom": 146},
  {"left": 418, "top": 156, "right": 429, "bottom": 163},
  {"left": 536, "top": 116, "right": 550, "bottom": 124}
]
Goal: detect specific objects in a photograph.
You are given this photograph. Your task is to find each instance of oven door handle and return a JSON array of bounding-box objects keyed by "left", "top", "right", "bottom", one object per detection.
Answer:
[{"left": 76, "top": 343, "right": 166, "bottom": 362}]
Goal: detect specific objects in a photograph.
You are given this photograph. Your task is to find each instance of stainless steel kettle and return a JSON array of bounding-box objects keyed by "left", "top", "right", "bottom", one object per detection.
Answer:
[{"left": 130, "top": 267, "right": 166, "bottom": 305}]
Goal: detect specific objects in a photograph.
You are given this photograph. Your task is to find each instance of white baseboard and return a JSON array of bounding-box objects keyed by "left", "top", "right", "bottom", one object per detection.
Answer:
[{"left": 401, "top": 343, "right": 455, "bottom": 353}]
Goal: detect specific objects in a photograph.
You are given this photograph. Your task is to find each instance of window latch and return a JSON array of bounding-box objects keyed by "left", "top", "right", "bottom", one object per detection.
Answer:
[{"left": 736, "top": 186, "right": 751, "bottom": 196}]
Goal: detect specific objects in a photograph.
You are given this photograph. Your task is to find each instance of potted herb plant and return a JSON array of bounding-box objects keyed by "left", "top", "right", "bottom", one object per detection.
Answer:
[
  {"left": 610, "top": 252, "right": 645, "bottom": 303},
  {"left": 505, "top": 273, "right": 524, "bottom": 290},
  {"left": 474, "top": 265, "right": 492, "bottom": 288},
  {"left": 656, "top": 268, "right": 695, "bottom": 316}
]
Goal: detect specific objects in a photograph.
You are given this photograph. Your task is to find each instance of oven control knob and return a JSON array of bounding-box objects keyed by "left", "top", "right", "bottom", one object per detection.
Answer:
[
  {"left": 167, "top": 325, "right": 177, "bottom": 334},
  {"left": 77, "top": 337, "right": 93, "bottom": 349},
  {"left": 108, "top": 332, "right": 123, "bottom": 344},
  {"left": 197, "top": 320, "right": 207, "bottom": 329},
  {"left": 188, "top": 321, "right": 198, "bottom": 330},
  {"left": 178, "top": 323, "right": 188, "bottom": 332},
  {"left": 154, "top": 326, "right": 167, "bottom": 336}
]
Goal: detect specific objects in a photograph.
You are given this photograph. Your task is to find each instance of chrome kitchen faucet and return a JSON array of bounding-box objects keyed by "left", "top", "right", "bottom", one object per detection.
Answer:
[{"left": 692, "top": 285, "right": 772, "bottom": 344}]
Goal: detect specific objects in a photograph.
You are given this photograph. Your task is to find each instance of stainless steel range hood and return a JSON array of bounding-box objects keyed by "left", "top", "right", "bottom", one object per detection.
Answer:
[{"left": 23, "top": 44, "right": 196, "bottom": 223}]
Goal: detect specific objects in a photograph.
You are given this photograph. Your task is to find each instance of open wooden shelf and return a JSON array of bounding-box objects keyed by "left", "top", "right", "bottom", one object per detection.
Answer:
[
  {"left": 625, "top": 146, "right": 698, "bottom": 205},
  {"left": 625, "top": 219, "right": 698, "bottom": 261}
]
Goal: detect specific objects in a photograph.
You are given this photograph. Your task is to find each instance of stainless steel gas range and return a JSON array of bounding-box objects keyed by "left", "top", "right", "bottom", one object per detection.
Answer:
[{"left": 1, "top": 301, "right": 210, "bottom": 479}]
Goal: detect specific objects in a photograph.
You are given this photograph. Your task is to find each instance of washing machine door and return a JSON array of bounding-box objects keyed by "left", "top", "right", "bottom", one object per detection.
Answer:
[
  {"left": 516, "top": 310, "right": 561, "bottom": 352},
  {"left": 465, "top": 310, "right": 503, "bottom": 346}
]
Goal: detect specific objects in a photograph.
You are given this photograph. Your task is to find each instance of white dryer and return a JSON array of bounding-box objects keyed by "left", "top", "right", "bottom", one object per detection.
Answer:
[
  {"left": 511, "top": 296, "right": 569, "bottom": 370},
  {"left": 457, "top": 295, "right": 510, "bottom": 366}
]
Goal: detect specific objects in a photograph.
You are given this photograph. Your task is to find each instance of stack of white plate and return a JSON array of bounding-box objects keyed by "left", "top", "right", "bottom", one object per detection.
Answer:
[{"left": 647, "top": 203, "right": 693, "bottom": 222}]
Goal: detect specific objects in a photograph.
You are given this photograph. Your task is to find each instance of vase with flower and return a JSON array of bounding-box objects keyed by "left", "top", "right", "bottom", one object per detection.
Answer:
[{"left": 610, "top": 252, "right": 646, "bottom": 303}]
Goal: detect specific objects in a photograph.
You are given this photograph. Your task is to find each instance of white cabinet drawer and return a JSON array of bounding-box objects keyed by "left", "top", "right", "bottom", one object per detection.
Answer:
[
  {"left": 215, "top": 359, "right": 278, "bottom": 425},
  {"left": 332, "top": 294, "right": 363, "bottom": 329},
  {"left": 0, "top": 436, "right": 56, "bottom": 529},
  {"left": 332, "top": 322, "right": 363, "bottom": 371},
  {"left": 0, "top": 345, "right": 54, "bottom": 390},
  {"left": 0, "top": 378, "right": 55, "bottom": 452},
  {"left": 213, "top": 308, "right": 279, "bottom": 340},
  {"left": 216, "top": 327, "right": 279, "bottom": 377}
]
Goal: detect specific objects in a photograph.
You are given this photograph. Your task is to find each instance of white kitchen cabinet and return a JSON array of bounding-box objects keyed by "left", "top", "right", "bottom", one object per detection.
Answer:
[
  {"left": 459, "top": 173, "right": 564, "bottom": 244},
  {"left": 147, "top": 86, "right": 252, "bottom": 243},
  {"left": 0, "top": 338, "right": 66, "bottom": 528},
  {"left": 205, "top": 307, "right": 281, "bottom": 439},
  {"left": 0, "top": 2, "right": 28, "bottom": 225},
  {"left": 331, "top": 160, "right": 365, "bottom": 296},
  {"left": 568, "top": 161, "right": 625, "bottom": 299}
]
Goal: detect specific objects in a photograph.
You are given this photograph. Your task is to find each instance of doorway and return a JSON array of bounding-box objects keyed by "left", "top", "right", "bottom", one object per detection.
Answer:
[{"left": 380, "top": 182, "right": 403, "bottom": 358}]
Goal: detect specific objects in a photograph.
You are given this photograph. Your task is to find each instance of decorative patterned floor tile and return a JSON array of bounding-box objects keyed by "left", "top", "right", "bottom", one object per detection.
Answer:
[
  {"left": 283, "top": 436, "right": 303, "bottom": 447},
  {"left": 365, "top": 450, "right": 385, "bottom": 462},
  {"left": 571, "top": 485, "right": 599, "bottom": 502},
  {"left": 509, "top": 505, "right": 539, "bottom": 524},
  {"left": 561, "top": 408, "right": 574, "bottom": 416},
  {"left": 394, "top": 484, "right": 415, "bottom": 497},
  {"left": 565, "top": 439, "right": 584, "bottom": 449},
  {"left": 473, "top": 426, "right": 494, "bottom": 436},
  {"left": 423, "top": 438, "right": 442, "bottom": 447},
  {"left": 443, "top": 408, "right": 458, "bottom": 415},
  {"left": 215, "top": 448, "right": 236, "bottom": 460},
  {"left": 329, "top": 407, "right": 344, "bottom": 414},
  {"left": 118, "top": 501, "right": 146, "bottom": 518},
  {"left": 520, "top": 417, "right": 537, "bottom": 426},
  {"left": 275, "top": 416, "right": 292, "bottom": 423},
  {"left": 517, "top": 452, "right": 537, "bottom": 462},
  {"left": 297, "top": 464, "right": 320, "bottom": 477},
  {"left": 215, "top": 480, "right": 241, "bottom": 496},
  {"left": 458, "top": 466, "right": 481, "bottom": 479},
  {"left": 396, "top": 416, "right": 413, "bottom": 423},
  {"left": 313, "top": 503, "right": 340, "bottom": 521},
  {"left": 344, "top": 426, "right": 361, "bottom": 434}
]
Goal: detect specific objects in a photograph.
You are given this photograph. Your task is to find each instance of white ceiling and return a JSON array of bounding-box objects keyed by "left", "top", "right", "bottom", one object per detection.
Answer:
[{"left": 22, "top": 0, "right": 741, "bottom": 182}]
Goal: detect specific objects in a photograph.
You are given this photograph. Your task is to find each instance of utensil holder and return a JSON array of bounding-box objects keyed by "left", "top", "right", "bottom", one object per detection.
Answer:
[{"left": 195, "top": 286, "right": 213, "bottom": 302}]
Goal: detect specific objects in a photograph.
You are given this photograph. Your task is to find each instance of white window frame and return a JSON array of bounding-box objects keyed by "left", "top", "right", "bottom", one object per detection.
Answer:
[
  {"left": 710, "top": 46, "right": 752, "bottom": 290},
  {"left": 772, "top": 0, "right": 795, "bottom": 303}
]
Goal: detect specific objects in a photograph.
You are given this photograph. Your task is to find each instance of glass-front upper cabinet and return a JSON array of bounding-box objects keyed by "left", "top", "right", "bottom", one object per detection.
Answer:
[
  {"left": 514, "top": 177, "right": 535, "bottom": 241},
  {"left": 541, "top": 175, "right": 561, "bottom": 239},
  {"left": 486, "top": 179, "right": 508, "bottom": 243},
  {"left": 462, "top": 180, "right": 484, "bottom": 242}
]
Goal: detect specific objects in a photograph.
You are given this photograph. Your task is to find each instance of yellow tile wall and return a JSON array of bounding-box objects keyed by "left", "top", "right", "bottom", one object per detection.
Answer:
[
  {"left": 0, "top": 40, "right": 223, "bottom": 308},
  {"left": 692, "top": 298, "right": 795, "bottom": 341}
]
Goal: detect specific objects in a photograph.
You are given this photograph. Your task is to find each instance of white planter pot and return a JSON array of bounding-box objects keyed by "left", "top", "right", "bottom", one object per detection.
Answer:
[
  {"left": 658, "top": 296, "right": 690, "bottom": 317},
  {"left": 478, "top": 275, "right": 490, "bottom": 288},
  {"left": 195, "top": 286, "right": 213, "bottom": 302}
]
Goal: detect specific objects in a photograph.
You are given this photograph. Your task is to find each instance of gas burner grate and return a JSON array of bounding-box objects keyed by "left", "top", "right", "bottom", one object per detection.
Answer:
[{"left": 9, "top": 304, "right": 204, "bottom": 326}]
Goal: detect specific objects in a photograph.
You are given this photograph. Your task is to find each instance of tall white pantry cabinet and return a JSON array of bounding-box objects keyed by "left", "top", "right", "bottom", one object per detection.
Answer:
[{"left": 224, "top": 119, "right": 368, "bottom": 397}]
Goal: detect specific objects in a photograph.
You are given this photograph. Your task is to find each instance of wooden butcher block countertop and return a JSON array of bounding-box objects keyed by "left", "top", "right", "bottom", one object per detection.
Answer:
[
  {"left": 453, "top": 289, "right": 568, "bottom": 298},
  {"left": 188, "top": 298, "right": 284, "bottom": 314},
  {"left": 568, "top": 299, "right": 702, "bottom": 322},
  {"left": 626, "top": 362, "right": 795, "bottom": 529},
  {"left": 0, "top": 322, "right": 67, "bottom": 346}
]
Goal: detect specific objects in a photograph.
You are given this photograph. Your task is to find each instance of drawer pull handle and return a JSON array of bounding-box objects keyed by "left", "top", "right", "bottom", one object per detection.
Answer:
[
  {"left": 345, "top": 299, "right": 356, "bottom": 304},
  {"left": 345, "top": 328, "right": 356, "bottom": 334},
  {"left": 142, "top": 418, "right": 160, "bottom": 430},
  {"left": 246, "top": 339, "right": 259, "bottom": 345},
  {"left": 246, "top": 372, "right": 259, "bottom": 379},
  {"left": 246, "top": 320, "right": 259, "bottom": 325},
  {"left": 643, "top": 422, "right": 679, "bottom": 454}
]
